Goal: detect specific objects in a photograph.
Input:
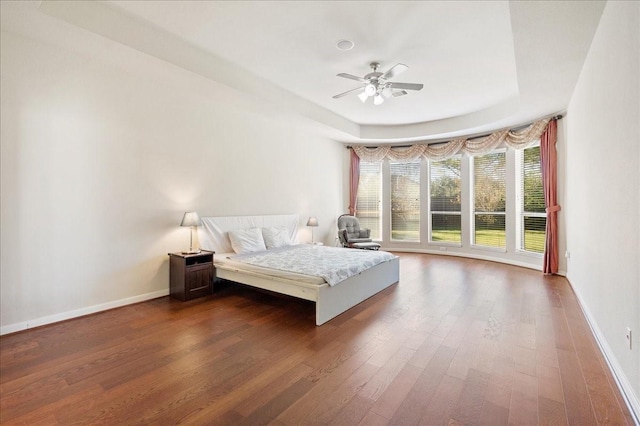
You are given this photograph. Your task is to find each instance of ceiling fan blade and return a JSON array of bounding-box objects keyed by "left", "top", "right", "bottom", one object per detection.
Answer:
[
  {"left": 333, "top": 86, "right": 364, "bottom": 99},
  {"left": 392, "top": 90, "right": 408, "bottom": 98},
  {"left": 382, "top": 63, "right": 408, "bottom": 80},
  {"left": 389, "top": 82, "right": 424, "bottom": 91},
  {"left": 337, "top": 73, "right": 367, "bottom": 83}
]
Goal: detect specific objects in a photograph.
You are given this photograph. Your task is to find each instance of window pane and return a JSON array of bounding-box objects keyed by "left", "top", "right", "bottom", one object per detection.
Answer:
[
  {"left": 523, "top": 146, "right": 545, "bottom": 213},
  {"left": 356, "top": 162, "right": 381, "bottom": 240},
  {"left": 474, "top": 214, "right": 506, "bottom": 248},
  {"left": 520, "top": 145, "right": 547, "bottom": 253},
  {"left": 430, "top": 156, "right": 461, "bottom": 243},
  {"left": 431, "top": 214, "right": 461, "bottom": 243},
  {"left": 473, "top": 151, "right": 506, "bottom": 248},
  {"left": 524, "top": 216, "right": 546, "bottom": 253},
  {"left": 391, "top": 161, "right": 420, "bottom": 241}
]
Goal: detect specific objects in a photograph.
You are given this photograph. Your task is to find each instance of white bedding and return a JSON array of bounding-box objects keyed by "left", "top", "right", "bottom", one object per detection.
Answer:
[
  {"left": 215, "top": 252, "right": 326, "bottom": 285},
  {"left": 230, "top": 244, "right": 396, "bottom": 286}
]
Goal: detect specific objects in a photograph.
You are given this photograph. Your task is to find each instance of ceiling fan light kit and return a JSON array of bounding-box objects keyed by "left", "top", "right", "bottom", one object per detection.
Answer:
[
  {"left": 333, "top": 62, "right": 423, "bottom": 106},
  {"left": 365, "top": 83, "right": 377, "bottom": 96}
]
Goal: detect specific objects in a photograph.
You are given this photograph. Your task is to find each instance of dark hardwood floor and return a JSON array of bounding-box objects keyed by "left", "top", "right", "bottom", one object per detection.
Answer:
[{"left": 0, "top": 253, "right": 634, "bottom": 425}]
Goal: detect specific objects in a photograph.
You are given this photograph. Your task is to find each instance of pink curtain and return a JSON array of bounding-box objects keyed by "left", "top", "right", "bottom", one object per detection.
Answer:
[
  {"left": 348, "top": 149, "right": 360, "bottom": 216},
  {"left": 541, "top": 120, "right": 560, "bottom": 274}
]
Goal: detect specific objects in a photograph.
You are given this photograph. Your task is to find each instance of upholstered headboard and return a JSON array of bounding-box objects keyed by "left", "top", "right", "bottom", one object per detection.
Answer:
[{"left": 198, "top": 214, "right": 299, "bottom": 253}]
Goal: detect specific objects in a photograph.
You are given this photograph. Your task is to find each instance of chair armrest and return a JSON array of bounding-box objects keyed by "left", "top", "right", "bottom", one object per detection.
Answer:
[
  {"left": 339, "top": 229, "right": 349, "bottom": 246},
  {"left": 359, "top": 228, "right": 371, "bottom": 238}
]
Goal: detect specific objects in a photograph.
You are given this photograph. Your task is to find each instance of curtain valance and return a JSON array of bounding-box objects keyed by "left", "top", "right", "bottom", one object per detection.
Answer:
[{"left": 353, "top": 118, "right": 550, "bottom": 162}]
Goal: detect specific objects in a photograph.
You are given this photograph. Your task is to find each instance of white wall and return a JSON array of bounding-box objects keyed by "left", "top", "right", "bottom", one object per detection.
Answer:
[
  {"left": 564, "top": 0, "right": 639, "bottom": 414},
  {"left": 0, "top": 29, "right": 344, "bottom": 334}
]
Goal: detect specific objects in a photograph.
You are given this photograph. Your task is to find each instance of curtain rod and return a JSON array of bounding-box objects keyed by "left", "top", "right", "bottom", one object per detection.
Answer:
[{"left": 345, "top": 114, "right": 564, "bottom": 149}]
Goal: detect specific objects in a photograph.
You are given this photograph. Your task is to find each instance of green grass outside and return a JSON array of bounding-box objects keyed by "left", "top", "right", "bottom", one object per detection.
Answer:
[
  {"left": 392, "top": 229, "right": 546, "bottom": 253},
  {"left": 523, "top": 230, "right": 545, "bottom": 253},
  {"left": 473, "top": 229, "right": 506, "bottom": 248},
  {"left": 431, "top": 230, "right": 461, "bottom": 243},
  {"left": 391, "top": 230, "right": 420, "bottom": 241}
]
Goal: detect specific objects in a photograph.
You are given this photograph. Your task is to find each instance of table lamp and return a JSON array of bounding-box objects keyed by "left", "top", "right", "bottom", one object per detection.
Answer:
[
  {"left": 306, "top": 216, "right": 318, "bottom": 244},
  {"left": 180, "top": 211, "right": 202, "bottom": 254}
]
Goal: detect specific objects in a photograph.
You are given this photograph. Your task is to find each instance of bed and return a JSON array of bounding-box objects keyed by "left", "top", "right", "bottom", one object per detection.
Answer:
[{"left": 198, "top": 214, "right": 400, "bottom": 325}]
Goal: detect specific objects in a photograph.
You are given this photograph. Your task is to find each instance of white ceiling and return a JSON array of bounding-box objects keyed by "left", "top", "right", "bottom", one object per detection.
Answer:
[
  {"left": 110, "top": 0, "right": 520, "bottom": 127},
  {"left": 2, "top": 1, "right": 606, "bottom": 143}
]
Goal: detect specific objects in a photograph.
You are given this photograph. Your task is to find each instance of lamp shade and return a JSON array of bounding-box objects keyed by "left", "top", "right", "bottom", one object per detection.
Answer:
[
  {"left": 180, "top": 211, "right": 202, "bottom": 227},
  {"left": 306, "top": 217, "right": 318, "bottom": 227},
  {"left": 364, "top": 83, "right": 376, "bottom": 96}
]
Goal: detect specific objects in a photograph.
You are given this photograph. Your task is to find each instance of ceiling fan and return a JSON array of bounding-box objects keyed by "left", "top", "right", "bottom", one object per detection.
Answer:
[{"left": 333, "top": 62, "right": 424, "bottom": 105}]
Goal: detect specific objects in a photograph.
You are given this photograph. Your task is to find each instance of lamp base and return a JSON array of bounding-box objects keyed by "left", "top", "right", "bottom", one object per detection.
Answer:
[{"left": 182, "top": 249, "right": 201, "bottom": 255}]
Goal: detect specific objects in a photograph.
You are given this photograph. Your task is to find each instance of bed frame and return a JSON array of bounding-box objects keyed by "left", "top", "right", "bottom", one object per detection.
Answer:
[{"left": 198, "top": 214, "right": 400, "bottom": 325}]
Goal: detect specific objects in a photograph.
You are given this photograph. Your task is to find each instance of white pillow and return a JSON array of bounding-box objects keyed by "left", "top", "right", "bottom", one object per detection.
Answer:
[
  {"left": 228, "top": 227, "right": 267, "bottom": 254},
  {"left": 262, "top": 226, "right": 291, "bottom": 249}
]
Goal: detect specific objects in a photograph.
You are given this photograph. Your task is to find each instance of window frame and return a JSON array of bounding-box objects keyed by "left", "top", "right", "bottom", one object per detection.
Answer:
[
  {"left": 470, "top": 148, "right": 507, "bottom": 251},
  {"left": 428, "top": 155, "right": 463, "bottom": 246},
  {"left": 515, "top": 143, "right": 547, "bottom": 255},
  {"left": 356, "top": 161, "right": 383, "bottom": 241},
  {"left": 389, "top": 160, "right": 421, "bottom": 243},
  {"left": 349, "top": 142, "right": 549, "bottom": 268}
]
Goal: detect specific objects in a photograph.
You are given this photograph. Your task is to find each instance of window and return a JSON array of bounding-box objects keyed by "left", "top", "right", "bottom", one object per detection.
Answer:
[
  {"left": 390, "top": 161, "right": 420, "bottom": 241},
  {"left": 356, "top": 161, "right": 382, "bottom": 240},
  {"left": 351, "top": 142, "right": 547, "bottom": 266},
  {"left": 429, "top": 156, "right": 462, "bottom": 243},
  {"left": 518, "top": 144, "right": 546, "bottom": 253},
  {"left": 472, "top": 150, "right": 506, "bottom": 248}
]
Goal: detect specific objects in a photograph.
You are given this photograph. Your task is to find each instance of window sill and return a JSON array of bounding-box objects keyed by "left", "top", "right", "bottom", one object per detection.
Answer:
[
  {"left": 428, "top": 242, "right": 462, "bottom": 248},
  {"left": 515, "top": 249, "right": 544, "bottom": 258},
  {"left": 470, "top": 244, "right": 507, "bottom": 253}
]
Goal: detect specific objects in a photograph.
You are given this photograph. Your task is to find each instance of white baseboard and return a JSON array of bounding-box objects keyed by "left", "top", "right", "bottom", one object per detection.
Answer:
[
  {"left": 568, "top": 280, "right": 640, "bottom": 425},
  {"left": 0, "top": 289, "right": 169, "bottom": 336}
]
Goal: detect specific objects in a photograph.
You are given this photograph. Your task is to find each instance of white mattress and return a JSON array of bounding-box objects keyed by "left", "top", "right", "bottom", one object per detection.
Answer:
[{"left": 215, "top": 253, "right": 326, "bottom": 285}]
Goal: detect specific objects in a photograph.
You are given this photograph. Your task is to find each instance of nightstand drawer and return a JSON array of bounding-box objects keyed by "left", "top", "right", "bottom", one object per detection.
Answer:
[{"left": 185, "top": 263, "right": 213, "bottom": 298}]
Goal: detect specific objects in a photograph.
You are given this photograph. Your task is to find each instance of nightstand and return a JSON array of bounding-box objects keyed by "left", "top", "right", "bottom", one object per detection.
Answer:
[{"left": 168, "top": 250, "right": 215, "bottom": 301}]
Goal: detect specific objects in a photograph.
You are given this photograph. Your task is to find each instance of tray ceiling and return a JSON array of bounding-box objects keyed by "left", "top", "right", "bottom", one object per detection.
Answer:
[{"left": 2, "top": 1, "right": 606, "bottom": 143}]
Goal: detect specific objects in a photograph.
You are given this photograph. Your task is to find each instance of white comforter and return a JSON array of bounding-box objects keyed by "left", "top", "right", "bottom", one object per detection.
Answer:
[{"left": 231, "top": 245, "right": 396, "bottom": 286}]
